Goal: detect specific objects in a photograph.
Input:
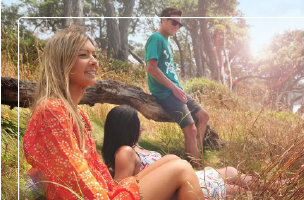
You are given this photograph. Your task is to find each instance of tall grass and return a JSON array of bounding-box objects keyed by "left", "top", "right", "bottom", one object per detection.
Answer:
[{"left": 1, "top": 27, "right": 303, "bottom": 199}]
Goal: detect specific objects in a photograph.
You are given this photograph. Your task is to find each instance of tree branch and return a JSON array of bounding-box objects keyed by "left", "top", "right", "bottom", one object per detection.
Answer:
[
  {"left": 1, "top": 76, "right": 173, "bottom": 122},
  {"left": 1, "top": 76, "right": 222, "bottom": 147},
  {"left": 232, "top": 75, "right": 281, "bottom": 88},
  {"left": 128, "top": 48, "right": 144, "bottom": 65}
]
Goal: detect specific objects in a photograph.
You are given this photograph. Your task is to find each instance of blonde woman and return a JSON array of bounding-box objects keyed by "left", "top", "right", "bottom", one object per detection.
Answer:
[{"left": 23, "top": 27, "right": 205, "bottom": 200}]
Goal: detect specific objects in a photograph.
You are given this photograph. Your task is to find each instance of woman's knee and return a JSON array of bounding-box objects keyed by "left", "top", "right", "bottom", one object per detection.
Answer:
[
  {"left": 163, "top": 154, "right": 181, "bottom": 162},
  {"left": 226, "top": 166, "right": 238, "bottom": 178},
  {"left": 171, "top": 160, "right": 195, "bottom": 177},
  {"left": 218, "top": 166, "right": 238, "bottom": 180}
]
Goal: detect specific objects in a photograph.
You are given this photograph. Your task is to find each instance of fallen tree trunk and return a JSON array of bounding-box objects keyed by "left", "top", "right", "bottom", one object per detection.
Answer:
[
  {"left": 1, "top": 76, "right": 222, "bottom": 147},
  {"left": 1, "top": 76, "right": 173, "bottom": 122}
]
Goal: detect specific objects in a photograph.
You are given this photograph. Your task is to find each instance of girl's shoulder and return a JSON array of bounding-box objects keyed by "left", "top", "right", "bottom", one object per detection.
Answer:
[
  {"left": 115, "top": 146, "right": 136, "bottom": 157},
  {"left": 114, "top": 146, "right": 139, "bottom": 168}
]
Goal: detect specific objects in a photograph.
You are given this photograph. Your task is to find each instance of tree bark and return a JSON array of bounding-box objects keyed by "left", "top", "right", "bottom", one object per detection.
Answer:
[
  {"left": 172, "top": 34, "right": 185, "bottom": 77},
  {"left": 189, "top": 21, "right": 204, "bottom": 77},
  {"left": 188, "top": 43, "right": 193, "bottom": 77},
  {"left": 1, "top": 76, "right": 172, "bottom": 122},
  {"left": 198, "top": 0, "right": 220, "bottom": 82},
  {"left": 104, "top": 0, "right": 121, "bottom": 59},
  {"left": 129, "top": 49, "right": 144, "bottom": 65},
  {"left": 104, "top": 0, "right": 135, "bottom": 62},
  {"left": 63, "top": 0, "right": 85, "bottom": 27},
  {"left": 119, "top": 0, "right": 135, "bottom": 61},
  {"left": 1, "top": 76, "right": 222, "bottom": 147},
  {"left": 223, "top": 27, "right": 233, "bottom": 91}
]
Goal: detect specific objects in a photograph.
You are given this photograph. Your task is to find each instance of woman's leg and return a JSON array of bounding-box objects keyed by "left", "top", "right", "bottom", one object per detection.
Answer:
[
  {"left": 137, "top": 159, "right": 204, "bottom": 200},
  {"left": 225, "top": 184, "right": 245, "bottom": 196},
  {"left": 138, "top": 155, "right": 180, "bottom": 177},
  {"left": 217, "top": 166, "right": 252, "bottom": 188}
]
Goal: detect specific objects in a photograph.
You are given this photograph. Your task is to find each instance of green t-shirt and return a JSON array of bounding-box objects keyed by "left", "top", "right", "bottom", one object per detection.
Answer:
[{"left": 145, "top": 32, "right": 183, "bottom": 99}]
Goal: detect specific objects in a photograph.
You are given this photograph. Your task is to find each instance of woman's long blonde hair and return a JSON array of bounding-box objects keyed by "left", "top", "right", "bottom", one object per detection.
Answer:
[{"left": 31, "top": 26, "right": 93, "bottom": 152}]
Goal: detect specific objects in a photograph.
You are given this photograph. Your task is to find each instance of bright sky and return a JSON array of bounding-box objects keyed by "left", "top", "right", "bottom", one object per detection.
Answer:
[{"left": 237, "top": 0, "right": 304, "bottom": 56}]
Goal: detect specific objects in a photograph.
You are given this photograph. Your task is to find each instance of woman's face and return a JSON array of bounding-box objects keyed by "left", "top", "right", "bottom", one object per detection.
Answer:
[
  {"left": 69, "top": 39, "right": 99, "bottom": 90},
  {"left": 137, "top": 126, "right": 144, "bottom": 143}
]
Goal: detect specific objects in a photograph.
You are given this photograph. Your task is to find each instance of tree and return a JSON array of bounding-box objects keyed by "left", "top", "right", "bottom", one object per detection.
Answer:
[
  {"left": 63, "top": 0, "right": 85, "bottom": 27},
  {"left": 20, "top": 0, "right": 64, "bottom": 32},
  {"left": 198, "top": 0, "right": 220, "bottom": 81},
  {"left": 104, "top": 0, "right": 135, "bottom": 61},
  {"left": 166, "top": 0, "right": 245, "bottom": 83},
  {"left": 236, "top": 30, "right": 304, "bottom": 110},
  {"left": 213, "top": 15, "right": 251, "bottom": 90}
]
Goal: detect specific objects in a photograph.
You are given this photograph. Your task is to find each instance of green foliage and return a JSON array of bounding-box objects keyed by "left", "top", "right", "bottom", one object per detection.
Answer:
[
  {"left": 1, "top": 27, "right": 19, "bottom": 68},
  {"left": 185, "top": 77, "right": 238, "bottom": 109},
  {"left": 1, "top": 25, "right": 45, "bottom": 80},
  {"left": 156, "top": 123, "right": 186, "bottom": 159},
  {"left": 1, "top": 2, "right": 23, "bottom": 28},
  {"left": 101, "top": 58, "right": 146, "bottom": 84},
  {"left": 1, "top": 131, "right": 19, "bottom": 199},
  {"left": 1, "top": 116, "right": 19, "bottom": 138},
  {"left": 186, "top": 77, "right": 227, "bottom": 94},
  {"left": 20, "top": 0, "right": 64, "bottom": 31},
  {"left": 252, "top": 30, "right": 304, "bottom": 85},
  {"left": 107, "top": 58, "right": 133, "bottom": 72}
]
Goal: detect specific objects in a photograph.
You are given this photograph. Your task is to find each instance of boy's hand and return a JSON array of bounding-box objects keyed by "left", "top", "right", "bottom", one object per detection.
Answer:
[{"left": 172, "top": 86, "right": 187, "bottom": 103}]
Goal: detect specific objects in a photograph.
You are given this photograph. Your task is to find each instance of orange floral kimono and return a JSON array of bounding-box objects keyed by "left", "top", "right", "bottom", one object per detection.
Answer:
[{"left": 23, "top": 99, "right": 141, "bottom": 200}]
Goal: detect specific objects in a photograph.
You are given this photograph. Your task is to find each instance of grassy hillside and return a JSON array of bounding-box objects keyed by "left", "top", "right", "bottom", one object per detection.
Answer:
[{"left": 1, "top": 29, "right": 304, "bottom": 199}]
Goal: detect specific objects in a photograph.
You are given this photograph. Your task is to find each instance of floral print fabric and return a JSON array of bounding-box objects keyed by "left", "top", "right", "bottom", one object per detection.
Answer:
[
  {"left": 195, "top": 167, "right": 226, "bottom": 199},
  {"left": 134, "top": 145, "right": 162, "bottom": 171},
  {"left": 23, "top": 99, "right": 140, "bottom": 200}
]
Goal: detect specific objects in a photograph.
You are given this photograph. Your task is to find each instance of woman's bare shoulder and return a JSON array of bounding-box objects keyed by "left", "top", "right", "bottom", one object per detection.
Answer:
[
  {"left": 115, "top": 146, "right": 138, "bottom": 173},
  {"left": 115, "top": 146, "right": 136, "bottom": 159}
]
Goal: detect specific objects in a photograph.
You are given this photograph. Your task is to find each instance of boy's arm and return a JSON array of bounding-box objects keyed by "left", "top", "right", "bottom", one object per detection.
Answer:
[{"left": 147, "top": 59, "right": 187, "bottom": 103}]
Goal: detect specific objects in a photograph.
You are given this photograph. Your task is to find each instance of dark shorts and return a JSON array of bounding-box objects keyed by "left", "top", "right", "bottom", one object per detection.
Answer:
[{"left": 157, "top": 93, "right": 202, "bottom": 129}]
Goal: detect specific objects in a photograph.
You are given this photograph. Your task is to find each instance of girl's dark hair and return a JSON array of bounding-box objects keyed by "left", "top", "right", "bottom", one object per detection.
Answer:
[{"left": 102, "top": 105, "right": 140, "bottom": 176}]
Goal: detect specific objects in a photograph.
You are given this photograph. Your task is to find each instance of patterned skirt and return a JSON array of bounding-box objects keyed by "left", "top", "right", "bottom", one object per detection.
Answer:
[{"left": 195, "top": 167, "right": 226, "bottom": 199}]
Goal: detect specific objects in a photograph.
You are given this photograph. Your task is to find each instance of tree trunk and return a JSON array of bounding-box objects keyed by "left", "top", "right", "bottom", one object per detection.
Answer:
[
  {"left": 1, "top": 76, "right": 172, "bottom": 122},
  {"left": 119, "top": 0, "right": 135, "bottom": 61},
  {"left": 199, "top": 40, "right": 207, "bottom": 76},
  {"left": 223, "top": 27, "right": 233, "bottom": 91},
  {"left": 104, "top": 0, "right": 134, "bottom": 62},
  {"left": 129, "top": 49, "right": 144, "bottom": 66},
  {"left": 198, "top": 0, "right": 220, "bottom": 82},
  {"left": 63, "top": 0, "right": 85, "bottom": 27},
  {"left": 188, "top": 43, "right": 193, "bottom": 77},
  {"left": 104, "top": 0, "right": 121, "bottom": 59},
  {"left": 190, "top": 21, "right": 203, "bottom": 77},
  {"left": 215, "top": 29, "right": 225, "bottom": 85},
  {"left": 172, "top": 34, "right": 185, "bottom": 77},
  {"left": 1, "top": 76, "right": 222, "bottom": 147}
]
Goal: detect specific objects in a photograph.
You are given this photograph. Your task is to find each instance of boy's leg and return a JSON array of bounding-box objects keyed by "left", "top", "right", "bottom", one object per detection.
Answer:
[
  {"left": 157, "top": 93, "right": 201, "bottom": 168},
  {"left": 182, "top": 123, "right": 200, "bottom": 169},
  {"left": 194, "top": 108, "right": 209, "bottom": 150},
  {"left": 186, "top": 95, "right": 209, "bottom": 150}
]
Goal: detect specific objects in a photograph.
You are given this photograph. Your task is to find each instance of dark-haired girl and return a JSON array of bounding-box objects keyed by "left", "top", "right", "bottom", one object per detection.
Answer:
[{"left": 102, "top": 106, "right": 265, "bottom": 199}]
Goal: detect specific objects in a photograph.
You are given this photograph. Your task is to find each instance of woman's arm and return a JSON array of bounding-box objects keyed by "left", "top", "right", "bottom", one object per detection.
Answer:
[
  {"left": 24, "top": 100, "right": 110, "bottom": 199},
  {"left": 114, "top": 146, "right": 138, "bottom": 182}
]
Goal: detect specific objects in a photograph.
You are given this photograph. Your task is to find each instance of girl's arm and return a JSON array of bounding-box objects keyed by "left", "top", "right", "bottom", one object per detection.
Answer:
[{"left": 114, "top": 146, "right": 138, "bottom": 182}]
